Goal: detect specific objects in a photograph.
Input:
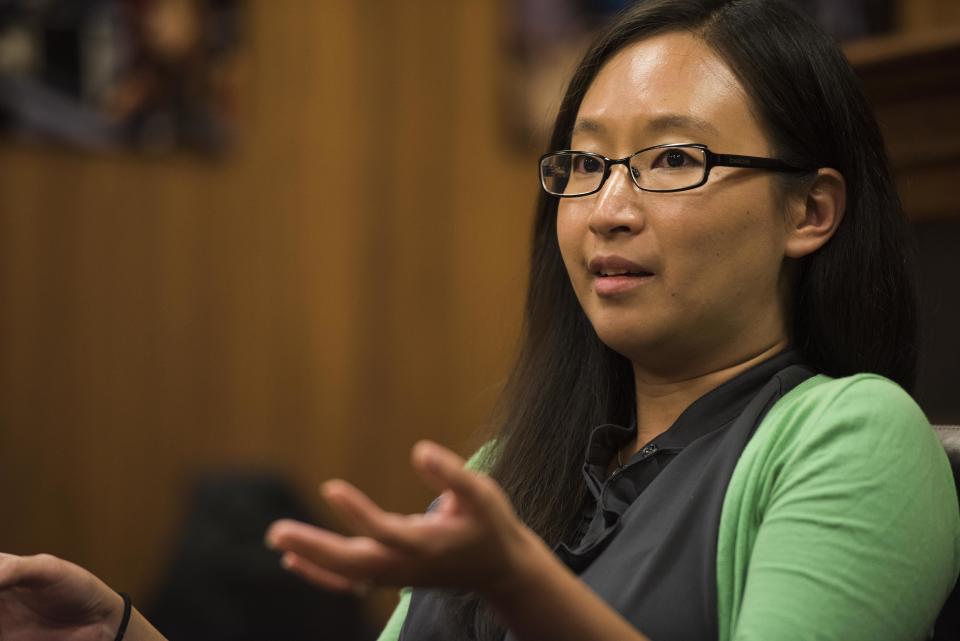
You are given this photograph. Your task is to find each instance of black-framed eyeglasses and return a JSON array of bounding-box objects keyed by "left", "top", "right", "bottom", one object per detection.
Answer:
[{"left": 539, "top": 143, "right": 812, "bottom": 197}]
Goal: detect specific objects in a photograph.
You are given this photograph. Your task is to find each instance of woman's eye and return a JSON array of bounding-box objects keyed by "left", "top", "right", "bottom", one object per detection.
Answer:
[
  {"left": 654, "top": 149, "right": 691, "bottom": 168},
  {"left": 574, "top": 155, "right": 603, "bottom": 174},
  {"left": 646, "top": 148, "right": 704, "bottom": 171}
]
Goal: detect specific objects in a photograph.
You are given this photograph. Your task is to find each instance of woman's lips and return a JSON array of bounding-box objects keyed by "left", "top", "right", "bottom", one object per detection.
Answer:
[
  {"left": 587, "top": 255, "right": 656, "bottom": 296},
  {"left": 593, "top": 273, "right": 655, "bottom": 296}
]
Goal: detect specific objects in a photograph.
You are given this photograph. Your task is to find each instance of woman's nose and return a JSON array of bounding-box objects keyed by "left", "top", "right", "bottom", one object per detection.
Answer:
[{"left": 588, "top": 165, "right": 645, "bottom": 236}]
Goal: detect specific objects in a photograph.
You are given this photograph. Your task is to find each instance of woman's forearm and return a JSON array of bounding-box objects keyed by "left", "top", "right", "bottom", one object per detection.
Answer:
[
  {"left": 482, "top": 532, "right": 651, "bottom": 641},
  {"left": 124, "top": 608, "right": 167, "bottom": 641}
]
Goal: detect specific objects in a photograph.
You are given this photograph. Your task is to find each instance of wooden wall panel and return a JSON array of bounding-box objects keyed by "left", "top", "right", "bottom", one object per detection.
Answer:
[
  {"left": 0, "top": 0, "right": 535, "bottom": 622},
  {"left": 846, "top": 27, "right": 960, "bottom": 222},
  {"left": 899, "top": 0, "right": 960, "bottom": 32}
]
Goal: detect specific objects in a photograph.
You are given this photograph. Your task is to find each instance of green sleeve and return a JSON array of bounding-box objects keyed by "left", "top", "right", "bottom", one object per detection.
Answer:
[
  {"left": 374, "top": 440, "right": 497, "bottom": 641},
  {"left": 719, "top": 375, "right": 960, "bottom": 641},
  {"left": 375, "top": 587, "right": 412, "bottom": 641}
]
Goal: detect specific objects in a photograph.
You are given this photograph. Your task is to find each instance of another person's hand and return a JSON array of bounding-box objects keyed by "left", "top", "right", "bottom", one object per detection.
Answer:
[
  {"left": 265, "top": 440, "right": 546, "bottom": 597},
  {"left": 0, "top": 552, "right": 126, "bottom": 641}
]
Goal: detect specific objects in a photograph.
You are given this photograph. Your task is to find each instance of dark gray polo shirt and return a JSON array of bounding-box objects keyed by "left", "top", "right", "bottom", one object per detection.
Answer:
[{"left": 400, "top": 350, "right": 814, "bottom": 641}]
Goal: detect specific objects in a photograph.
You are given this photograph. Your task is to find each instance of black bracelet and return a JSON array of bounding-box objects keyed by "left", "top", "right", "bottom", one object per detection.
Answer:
[{"left": 113, "top": 592, "right": 132, "bottom": 641}]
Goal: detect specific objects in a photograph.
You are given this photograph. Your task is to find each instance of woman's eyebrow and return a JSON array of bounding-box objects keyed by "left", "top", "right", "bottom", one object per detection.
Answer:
[
  {"left": 571, "top": 118, "right": 607, "bottom": 136},
  {"left": 645, "top": 114, "right": 720, "bottom": 137},
  {"left": 571, "top": 114, "right": 720, "bottom": 138}
]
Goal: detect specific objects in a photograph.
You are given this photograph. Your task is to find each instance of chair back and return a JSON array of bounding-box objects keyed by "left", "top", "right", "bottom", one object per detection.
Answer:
[{"left": 932, "top": 425, "right": 960, "bottom": 641}]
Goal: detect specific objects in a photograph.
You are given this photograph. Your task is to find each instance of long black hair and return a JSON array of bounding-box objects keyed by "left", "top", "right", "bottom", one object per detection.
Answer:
[{"left": 451, "top": 1, "right": 917, "bottom": 638}]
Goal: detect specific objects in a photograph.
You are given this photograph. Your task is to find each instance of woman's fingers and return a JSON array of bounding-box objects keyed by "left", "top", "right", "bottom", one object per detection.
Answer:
[
  {"left": 279, "top": 551, "right": 357, "bottom": 593},
  {"left": 266, "top": 519, "right": 404, "bottom": 584},
  {"left": 0, "top": 553, "right": 23, "bottom": 590},
  {"left": 0, "top": 554, "right": 66, "bottom": 591},
  {"left": 411, "top": 441, "right": 497, "bottom": 513},
  {"left": 321, "top": 480, "right": 429, "bottom": 550}
]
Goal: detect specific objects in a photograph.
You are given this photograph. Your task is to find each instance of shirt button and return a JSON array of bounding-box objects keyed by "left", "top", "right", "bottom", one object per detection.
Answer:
[{"left": 640, "top": 444, "right": 658, "bottom": 458}]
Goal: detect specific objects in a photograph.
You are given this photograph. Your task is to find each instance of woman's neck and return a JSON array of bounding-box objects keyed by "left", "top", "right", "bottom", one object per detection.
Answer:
[{"left": 626, "top": 338, "right": 789, "bottom": 455}]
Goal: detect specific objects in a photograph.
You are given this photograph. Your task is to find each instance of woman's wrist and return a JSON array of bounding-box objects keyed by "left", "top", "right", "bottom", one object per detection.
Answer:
[
  {"left": 477, "top": 527, "right": 651, "bottom": 641},
  {"left": 480, "top": 524, "right": 556, "bottom": 606},
  {"left": 121, "top": 607, "right": 167, "bottom": 641},
  {"left": 112, "top": 593, "right": 132, "bottom": 641},
  {"left": 100, "top": 590, "right": 128, "bottom": 641},
  {"left": 102, "top": 593, "right": 166, "bottom": 641}
]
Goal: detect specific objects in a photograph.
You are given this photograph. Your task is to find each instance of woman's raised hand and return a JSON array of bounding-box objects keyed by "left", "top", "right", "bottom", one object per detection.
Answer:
[
  {"left": 265, "top": 440, "right": 544, "bottom": 596},
  {"left": 0, "top": 552, "right": 127, "bottom": 641}
]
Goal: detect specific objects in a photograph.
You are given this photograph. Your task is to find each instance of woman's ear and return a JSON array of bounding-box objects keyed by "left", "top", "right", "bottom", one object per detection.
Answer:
[{"left": 784, "top": 168, "right": 846, "bottom": 259}]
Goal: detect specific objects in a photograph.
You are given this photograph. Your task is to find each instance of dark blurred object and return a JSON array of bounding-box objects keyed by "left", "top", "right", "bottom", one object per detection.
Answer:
[
  {"left": 501, "top": 0, "right": 895, "bottom": 151},
  {"left": 915, "top": 220, "right": 960, "bottom": 424},
  {"left": 0, "top": 0, "right": 241, "bottom": 153},
  {"left": 932, "top": 426, "right": 960, "bottom": 641},
  {"left": 505, "top": 0, "right": 894, "bottom": 56},
  {"left": 145, "top": 472, "right": 375, "bottom": 641},
  {"left": 791, "top": 0, "right": 894, "bottom": 41}
]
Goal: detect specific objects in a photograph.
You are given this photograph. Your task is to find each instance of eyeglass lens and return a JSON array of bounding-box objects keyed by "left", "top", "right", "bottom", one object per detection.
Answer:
[{"left": 540, "top": 146, "right": 708, "bottom": 195}]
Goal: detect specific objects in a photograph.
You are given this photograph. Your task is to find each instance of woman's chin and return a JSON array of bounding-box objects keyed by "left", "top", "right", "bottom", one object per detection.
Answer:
[{"left": 594, "top": 329, "right": 671, "bottom": 363}]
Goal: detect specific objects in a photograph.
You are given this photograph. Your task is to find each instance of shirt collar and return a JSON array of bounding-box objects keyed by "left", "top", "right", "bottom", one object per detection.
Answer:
[{"left": 584, "top": 348, "right": 806, "bottom": 467}]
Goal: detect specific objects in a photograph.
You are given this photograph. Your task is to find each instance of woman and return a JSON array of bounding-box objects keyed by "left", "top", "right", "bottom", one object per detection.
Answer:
[{"left": 1, "top": 1, "right": 957, "bottom": 640}]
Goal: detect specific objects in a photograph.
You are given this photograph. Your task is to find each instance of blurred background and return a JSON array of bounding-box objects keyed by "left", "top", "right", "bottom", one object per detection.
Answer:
[{"left": 0, "top": 0, "right": 958, "bottom": 638}]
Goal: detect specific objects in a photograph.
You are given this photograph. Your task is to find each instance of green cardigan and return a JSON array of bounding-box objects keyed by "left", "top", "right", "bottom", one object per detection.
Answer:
[{"left": 378, "top": 374, "right": 960, "bottom": 641}]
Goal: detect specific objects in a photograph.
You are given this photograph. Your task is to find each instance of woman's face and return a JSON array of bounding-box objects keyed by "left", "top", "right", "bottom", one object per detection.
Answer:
[{"left": 556, "top": 31, "right": 795, "bottom": 376}]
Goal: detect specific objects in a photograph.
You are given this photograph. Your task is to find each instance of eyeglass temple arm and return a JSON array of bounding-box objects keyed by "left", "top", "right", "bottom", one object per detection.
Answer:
[{"left": 710, "top": 152, "right": 811, "bottom": 173}]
